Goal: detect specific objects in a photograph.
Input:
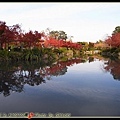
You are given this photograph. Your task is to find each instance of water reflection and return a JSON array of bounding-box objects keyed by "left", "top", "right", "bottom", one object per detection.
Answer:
[
  {"left": 103, "top": 58, "right": 120, "bottom": 80},
  {"left": 0, "top": 57, "right": 88, "bottom": 97},
  {"left": 86, "top": 55, "right": 120, "bottom": 81},
  {"left": 0, "top": 55, "right": 119, "bottom": 97}
]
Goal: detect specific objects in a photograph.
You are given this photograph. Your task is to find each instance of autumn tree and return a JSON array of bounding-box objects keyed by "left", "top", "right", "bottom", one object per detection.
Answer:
[
  {"left": 0, "top": 21, "right": 22, "bottom": 49},
  {"left": 22, "top": 30, "right": 42, "bottom": 49},
  {"left": 9, "top": 24, "right": 22, "bottom": 47},
  {"left": 105, "top": 32, "right": 120, "bottom": 48},
  {"left": 0, "top": 21, "right": 7, "bottom": 49}
]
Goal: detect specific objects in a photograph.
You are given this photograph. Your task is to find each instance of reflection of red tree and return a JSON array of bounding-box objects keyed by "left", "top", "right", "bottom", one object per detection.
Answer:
[
  {"left": 39, "top": 58, "right": 82, "bottom": 77},
  {"left": 104, "top": 60, "right": 120, "bottom": 80}
]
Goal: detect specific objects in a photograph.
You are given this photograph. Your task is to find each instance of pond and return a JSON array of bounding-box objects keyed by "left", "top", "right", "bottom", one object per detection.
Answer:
[{"left": 0, "top": 55, "right": 120, "bottom": 118}]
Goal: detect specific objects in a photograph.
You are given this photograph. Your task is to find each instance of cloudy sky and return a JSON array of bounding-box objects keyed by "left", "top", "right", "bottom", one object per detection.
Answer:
[{"left": 0, "top": 2, "right": 120, "bottom": 42}]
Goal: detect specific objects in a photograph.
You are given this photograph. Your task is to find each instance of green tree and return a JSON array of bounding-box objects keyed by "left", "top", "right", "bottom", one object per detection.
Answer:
[
  {"left": 49, "top": 30, "right": 67, "bottom": 41},
  {"left": 58, "top": 31, "right": 67, "bottom": 40},
  {"left": 112, "top": 26, "right": 120, "bottom": 35}
]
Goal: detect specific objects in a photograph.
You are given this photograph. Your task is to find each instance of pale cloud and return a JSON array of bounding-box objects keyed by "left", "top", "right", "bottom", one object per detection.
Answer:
[{"left": 0, "top": 2, "right": 120, "bottom": 42}]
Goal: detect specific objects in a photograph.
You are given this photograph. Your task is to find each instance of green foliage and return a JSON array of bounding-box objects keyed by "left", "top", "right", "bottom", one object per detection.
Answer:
[
  {"left": 102, "top": 47, "right": 118, "bottom": 53},
  {"left": 49, "top": 30, "right": 67, "bottom": 40},
  {"left": 115, "top": 47, "right": 120, "bottom": 53},
  {"left": 8, "top": 51, "right": 22, "bottom": 61},
  {"left": 59, "top": 47, "right": 67, "bottom": 52},
  {"left": 112, "top": 26, "right": 120, "bottom": 35},
  {"left": 22, "top": 49, "right": 37, "bottom": 61},
  {"left": 0, "top": 47, "right": 83, "bottom": 62},
  {"left": 31, "top": 47, "right": 40, "bottom": 55},
  {"left": 59, "top": 56, "right": 68, "bottom": 62},
  {"left": 88, "top": 47, "right": 95, "bottom": 51},
  {"left": 53, "top": 48, "right": 64, "bottom": 55},
  {"left": 0, "top": 50, "right": 8, "bottom": 61}
]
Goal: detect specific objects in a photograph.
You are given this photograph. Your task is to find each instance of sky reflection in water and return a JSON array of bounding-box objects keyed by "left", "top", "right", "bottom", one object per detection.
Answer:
[{"left": 0, "top": 56, "right": 120, "bottom": 117}]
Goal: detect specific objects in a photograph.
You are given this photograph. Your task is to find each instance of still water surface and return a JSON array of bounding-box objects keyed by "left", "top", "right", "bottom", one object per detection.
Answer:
[{"left": 0, "top": 56, "right": 120, "bottom": 117}]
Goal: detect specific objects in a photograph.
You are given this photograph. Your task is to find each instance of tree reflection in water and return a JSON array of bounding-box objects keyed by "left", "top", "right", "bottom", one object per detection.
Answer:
[
  {"left": 0, "top": 57, "right": 86, "bottom": 97},
  {"left": 103, "top": 58, "right": 120, "bottom": 80},
  {"left": 88, "top": 55, "right": 120, "bottom": 81}
]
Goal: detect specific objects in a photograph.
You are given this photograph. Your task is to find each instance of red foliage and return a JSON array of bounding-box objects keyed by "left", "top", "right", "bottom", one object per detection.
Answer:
[
  {"left": 105, "top": 33, "right": 120, "bottom": 47},
  {"left": 0, "top": 21, "right": 23, "bottom": 49},
  {"left": 22, "top": 30, "right": 42, "bottom": 48},
  {"left": 0, "top": 20, "right": 82, "bottom": 50},
  {"left": 43, "top": 38, "right": 82, "bottom": 50}
]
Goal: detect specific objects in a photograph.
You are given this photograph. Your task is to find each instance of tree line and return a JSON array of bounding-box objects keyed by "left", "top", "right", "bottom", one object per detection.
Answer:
[
  {"left": 1, "top": 20, "right": 120, "bottom": 59},
  {"left": 0, "top": 21, "right": 82, "bottom": 51}
]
